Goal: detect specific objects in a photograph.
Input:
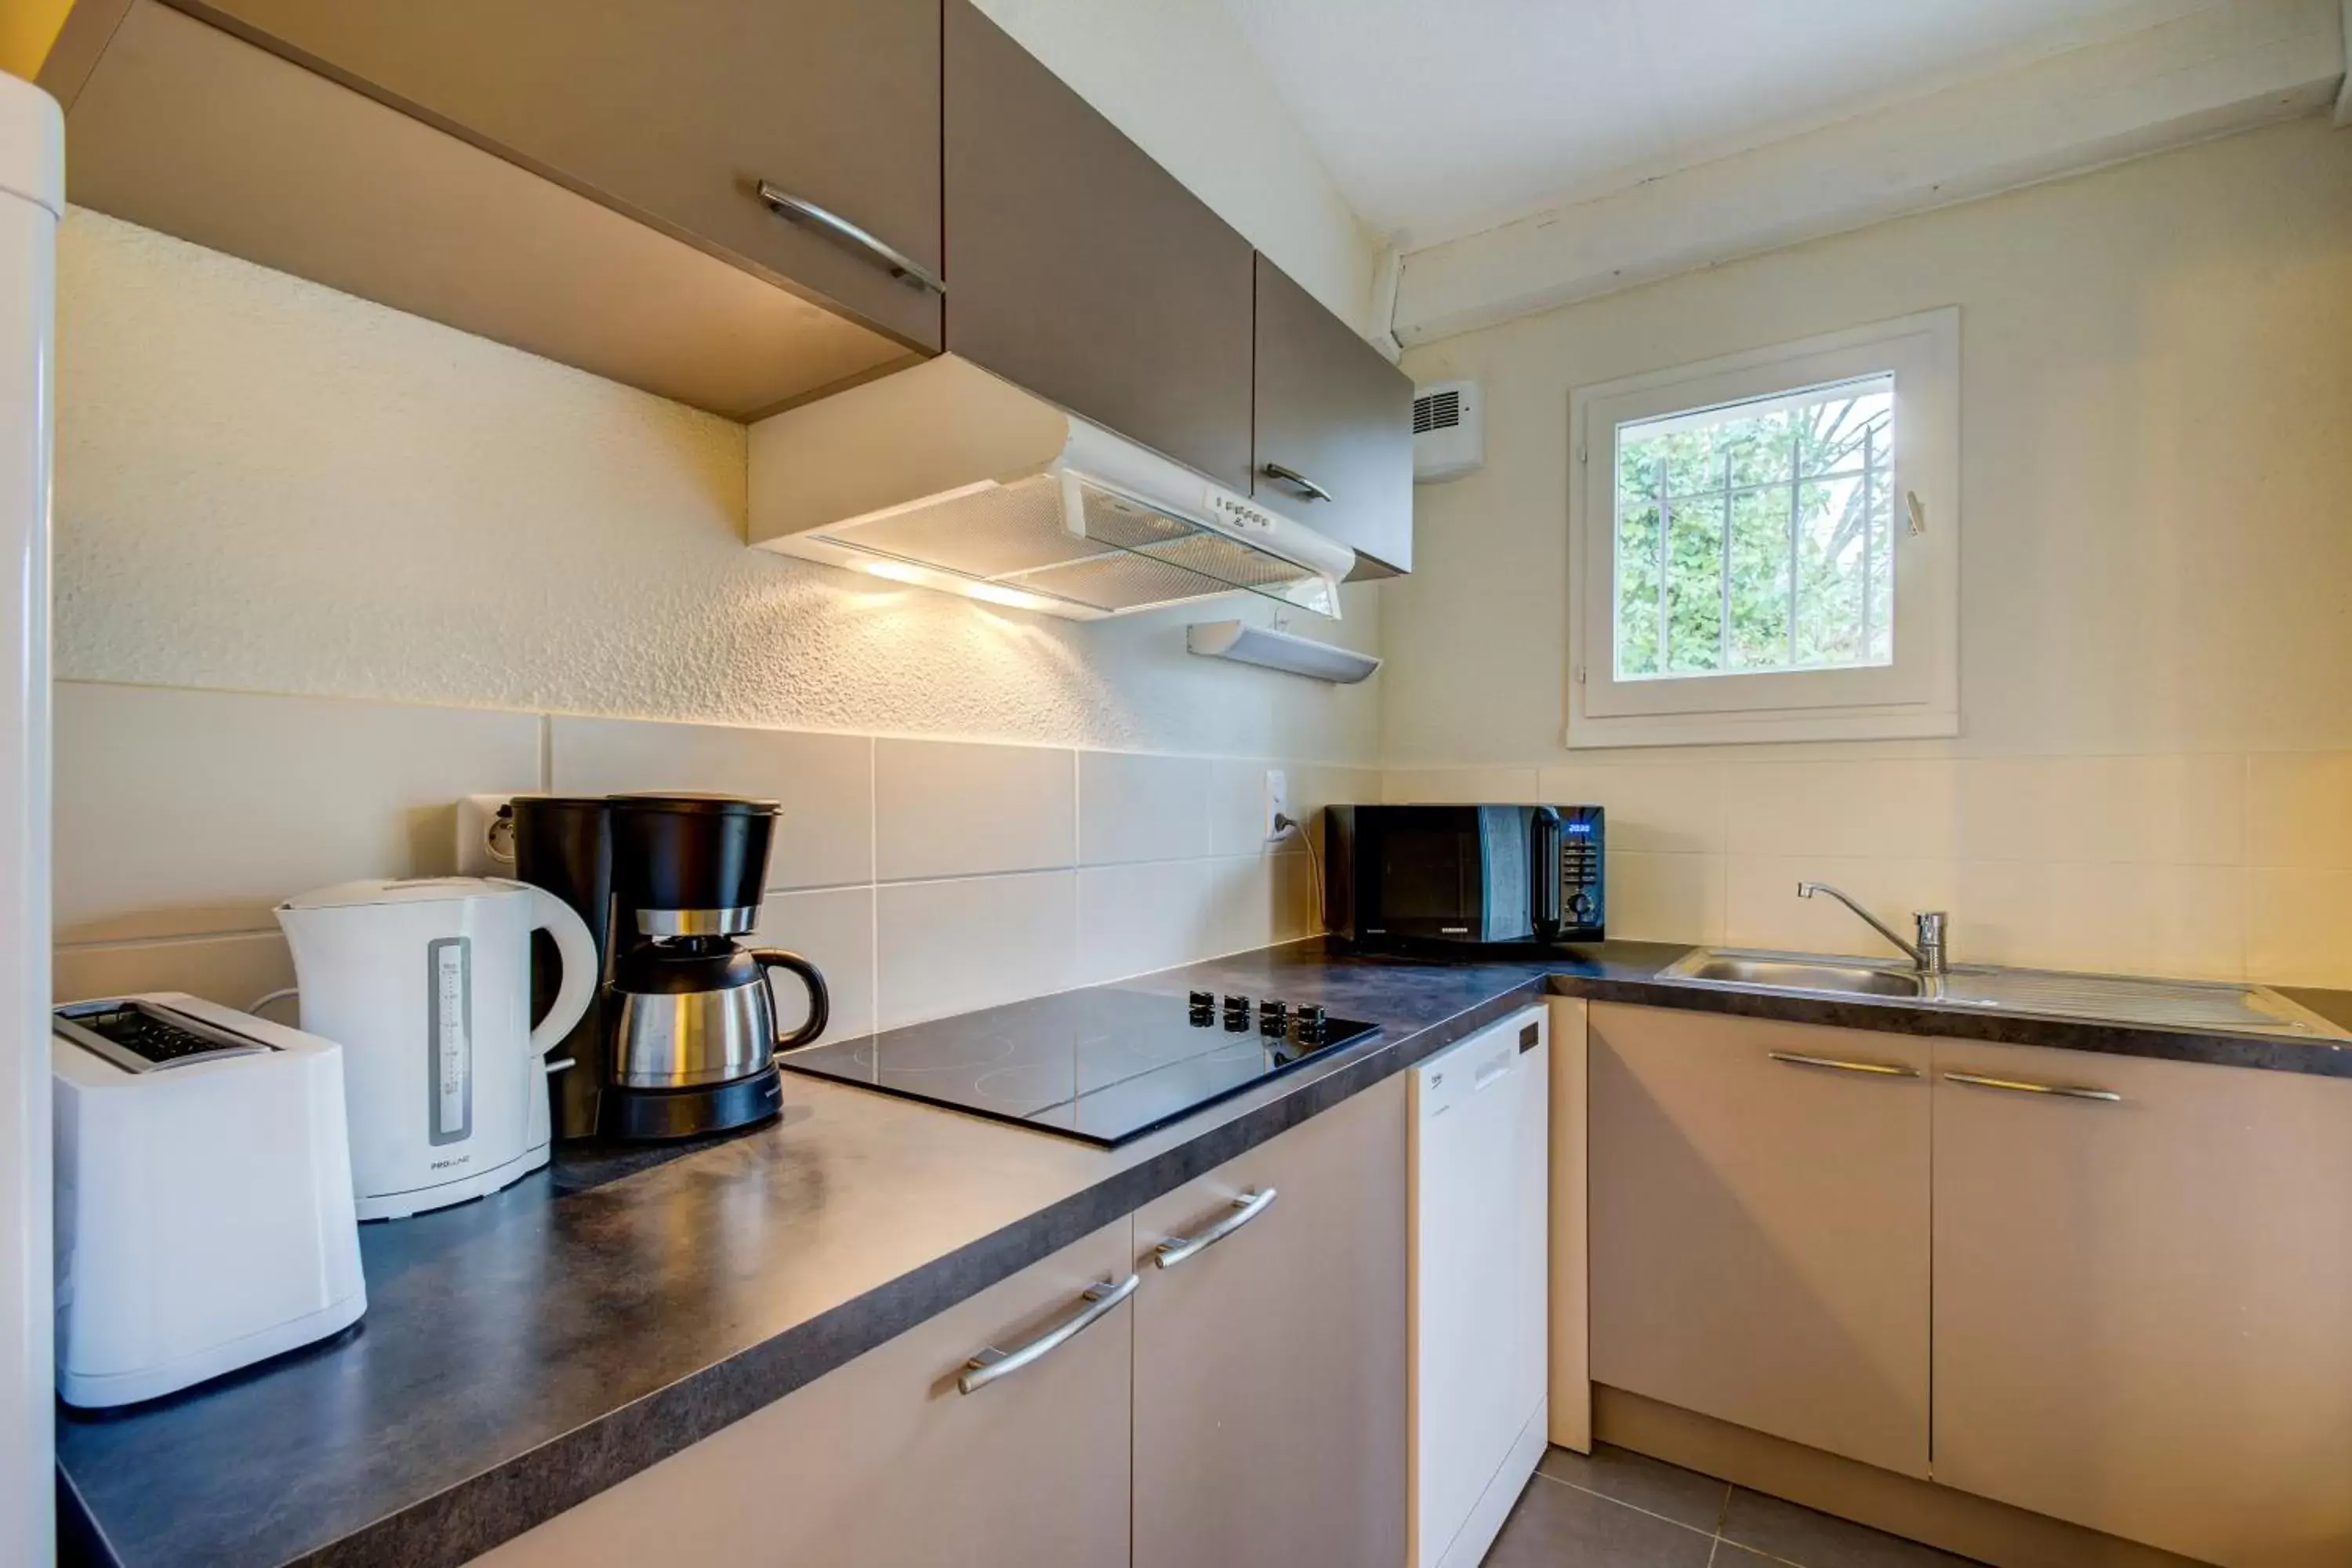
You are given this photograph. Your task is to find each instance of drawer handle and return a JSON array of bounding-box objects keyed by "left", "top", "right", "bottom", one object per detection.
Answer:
[
  {"left": 1261, "top": 463, "right": 1334, "bottom": 503},
  {"left": 957, "top": 1272, "right": 1138, "bottom": 1395},
  {"left": 1943, "top": 1071, "right": 2122, "bottom": 1103},
  {"left": 755, "top": 181, "right": 945, "bottom": 296},
  {"left": 1153, "top": 1188, "right": 1278, "bottom": 1270},
  {"left": 1767, "top": 1051, "right": 1919, "bottom": 1079}
]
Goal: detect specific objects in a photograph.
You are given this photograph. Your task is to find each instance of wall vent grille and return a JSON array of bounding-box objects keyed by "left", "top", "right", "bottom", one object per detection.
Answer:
[{"left": 1413, "top": 387, "right": 1461, "bottom": 434}]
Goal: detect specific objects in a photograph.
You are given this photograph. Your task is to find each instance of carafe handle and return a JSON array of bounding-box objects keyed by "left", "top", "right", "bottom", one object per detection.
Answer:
[
  {"left": 750, "top": 949, "right": 830, "bottom": 1054},
  {"left": 524, "top": 885, "right": 599, "bottom": 1057}
]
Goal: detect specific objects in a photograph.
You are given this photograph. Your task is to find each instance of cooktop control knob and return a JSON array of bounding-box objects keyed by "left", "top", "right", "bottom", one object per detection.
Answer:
[
  {"left": 1297, "top": 1004, "right": 1327, "bottom": 1044},
  {"left": 1188, "top": 989, "right": 1214, "bottom": 1026},
  {"left": 1259, "top": 1000, "right": 1289, "bottom": 1036},
  {"left": 1222, "top": 994, "right": 1251, "bottom": 1032}
]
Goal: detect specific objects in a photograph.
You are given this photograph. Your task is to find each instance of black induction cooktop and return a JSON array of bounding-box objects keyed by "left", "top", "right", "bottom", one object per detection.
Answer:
[{"left": 776, "top": 985, "right": 1377, "bottom": 1146}]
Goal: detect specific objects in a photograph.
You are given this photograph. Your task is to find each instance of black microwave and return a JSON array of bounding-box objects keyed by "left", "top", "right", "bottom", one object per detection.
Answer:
[{"left": 1325, "top": 804, "right": 1604, "bottom": 950}]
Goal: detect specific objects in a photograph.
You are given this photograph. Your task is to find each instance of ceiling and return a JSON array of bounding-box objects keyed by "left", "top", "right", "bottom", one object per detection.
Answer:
[{"left": 1222, "top": 0, "right": 2220, "bottom": 249}]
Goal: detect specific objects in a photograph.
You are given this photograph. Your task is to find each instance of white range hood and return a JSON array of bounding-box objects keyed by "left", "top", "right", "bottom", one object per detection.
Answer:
[{"left": 747, "top": 356, "right": 1355, "bottom": 620}]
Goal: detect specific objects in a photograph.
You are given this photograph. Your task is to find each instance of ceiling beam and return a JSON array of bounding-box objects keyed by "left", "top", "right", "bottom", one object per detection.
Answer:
[{"left": 1392, "top": 0, "right": 2347, "bottom": 347}]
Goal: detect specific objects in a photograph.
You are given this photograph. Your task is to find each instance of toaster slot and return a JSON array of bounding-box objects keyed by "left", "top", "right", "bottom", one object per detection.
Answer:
[{"left": 53, "top": 1000, "right": 272, "bottom": 1074}]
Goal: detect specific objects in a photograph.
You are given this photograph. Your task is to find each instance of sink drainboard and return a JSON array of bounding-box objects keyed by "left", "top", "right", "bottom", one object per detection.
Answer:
[{"left": 1935, "top": 970, "right": 2343, "bottom": 1037}]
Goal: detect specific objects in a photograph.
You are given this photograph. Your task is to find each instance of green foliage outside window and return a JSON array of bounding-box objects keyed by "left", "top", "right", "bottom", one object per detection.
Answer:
[{"left": 1614, "top": 377, "right": 1894, "bottom": 681}]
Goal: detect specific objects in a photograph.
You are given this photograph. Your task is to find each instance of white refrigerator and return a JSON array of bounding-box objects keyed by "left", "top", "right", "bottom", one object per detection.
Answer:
[{"left": 0, "top": 67, "right": 60, "bottom": 1568}]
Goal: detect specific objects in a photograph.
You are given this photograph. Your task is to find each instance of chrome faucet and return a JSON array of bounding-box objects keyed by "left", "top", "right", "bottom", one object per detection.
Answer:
[{"left": 1796, "top": 882, "right": 1947, "bottom": 977}]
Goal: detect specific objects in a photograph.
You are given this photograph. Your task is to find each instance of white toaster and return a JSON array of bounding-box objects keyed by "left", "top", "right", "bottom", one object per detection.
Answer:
[{"left": 52, "top": 992, "right": 367, "bottom": 1408}]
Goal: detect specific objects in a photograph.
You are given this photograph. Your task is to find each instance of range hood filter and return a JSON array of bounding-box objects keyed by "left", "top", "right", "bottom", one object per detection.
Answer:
[{"left": 750, "top": 357, "right": 1356, "bottom": 621}]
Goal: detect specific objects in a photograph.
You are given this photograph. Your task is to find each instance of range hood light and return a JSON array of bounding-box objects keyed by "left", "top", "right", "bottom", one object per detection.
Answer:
[{"left": 858, "top": 556, "right": 1058, "bottom": 615}]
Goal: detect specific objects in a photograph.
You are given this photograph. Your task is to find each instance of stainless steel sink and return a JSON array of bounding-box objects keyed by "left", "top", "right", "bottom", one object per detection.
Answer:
[
  {"left": 1664, "top": 951, "right": 1926, "bottom": 1000},
  {"left": 1661, "top": 949, "right": 2350, "bottom": 1039}
]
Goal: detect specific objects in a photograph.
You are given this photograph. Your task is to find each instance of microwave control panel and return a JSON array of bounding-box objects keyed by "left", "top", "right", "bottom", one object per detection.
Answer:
[{"left": 1557, "top": 806, "right": 1605, "bottom": 935}]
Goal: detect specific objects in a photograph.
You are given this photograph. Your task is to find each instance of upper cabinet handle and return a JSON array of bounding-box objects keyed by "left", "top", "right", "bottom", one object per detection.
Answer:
[
  {"left": 1262, "top": 463, "right": 1334, "bottom": 503},
  {"left": 756, "top": 181, "right": 945, "bottom": 296},
  {"left": 1154, "top": 1188, "right": 1278, "bottom": 1269},
  {"left": 1943, "top": 1071, "right": 2122, "bottom": 1103},
  {"left": 957, "top": 1273, "right": 1138, "bottom": 1395},
  {"left": 1768, "top": 1051, "right": 1919, "bottom": 1079}
]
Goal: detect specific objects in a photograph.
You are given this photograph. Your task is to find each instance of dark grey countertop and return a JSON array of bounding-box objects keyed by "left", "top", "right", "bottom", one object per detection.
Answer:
[{"left": 56, "top": 938, "right": 2352, "bottom": 1568}]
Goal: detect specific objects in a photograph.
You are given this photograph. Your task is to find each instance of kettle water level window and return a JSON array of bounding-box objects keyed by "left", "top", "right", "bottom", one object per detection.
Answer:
[{"left": 1569, "top": 310, "right": 1958, "bottom": 747}]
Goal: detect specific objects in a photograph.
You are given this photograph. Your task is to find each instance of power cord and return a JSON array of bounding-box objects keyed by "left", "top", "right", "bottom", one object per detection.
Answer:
[{"left": 1270, "top": 811, "right": 1323, "bottom": 930}]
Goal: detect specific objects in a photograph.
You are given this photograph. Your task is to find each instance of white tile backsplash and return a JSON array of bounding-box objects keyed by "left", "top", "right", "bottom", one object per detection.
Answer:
[
  {"left": 875, "top": 738, "right": 1076, "bottom": 882},
  {"left": 2247, "top": 753, "right": 2352, "bottom": 870},
  {"left": 1367, "top": 746, "right": 2342, "bottom": 984},
  {"left": 54, "top": 682, "right": 541, "bottom": 943},
  {"left": 750, "top": 886, "right": 876, "bottom": 1046},
  {"left": 55, "top": 682, "right": 1350, "bottom": 1041},
  {"left": 876, "top": 871, "right": 1078, "bottom": 1029},
  {"left": 54, "top": 931, "right": 295, "bottom": 1011},
  {"left": 1077, "top": 860, "right": 1216, "bottom": 985},
  {"left": 2247, "top": 867, "right": 2352, "bottom": 988},
  {"left": 550, "top": 716, "right": 873, "bottom": 891},
  {"left": 1381, "top": 766, "right": 1542, "bottom": 805},
  {"left": 1079, "top": 752, "right": 1210, "bottom": 866},
  {"left": 1603, "top": 852, "right": 1725, "bottom": 945},
  {"left": 1725, "top": 760, "right": 1963, "bottom": 860},
  {"left": 1541, "top": 764, "right": 1726, "bottom": 855}
]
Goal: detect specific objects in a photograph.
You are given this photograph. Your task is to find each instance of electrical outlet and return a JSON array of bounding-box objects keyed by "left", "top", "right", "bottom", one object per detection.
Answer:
[
  {"left": 455, "top": 793, "right": 518, "bottom": 877},
  {"left": 1263, "top": 770, "right": 1289, "bottom": 842}
]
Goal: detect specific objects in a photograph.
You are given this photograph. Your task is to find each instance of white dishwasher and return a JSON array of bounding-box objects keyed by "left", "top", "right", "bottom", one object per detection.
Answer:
[{"left": 1411, "top": 1004, "right": 1549, "bottom": 1568}]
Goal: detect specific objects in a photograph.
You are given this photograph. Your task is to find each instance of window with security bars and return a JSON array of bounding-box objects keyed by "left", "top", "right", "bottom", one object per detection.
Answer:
[
  {"left": 1613, "top": 376, "right": 1893, "bottom": 681},
  {"left": 1568, "top": 310, "right": 1958, "bottom": 748}
]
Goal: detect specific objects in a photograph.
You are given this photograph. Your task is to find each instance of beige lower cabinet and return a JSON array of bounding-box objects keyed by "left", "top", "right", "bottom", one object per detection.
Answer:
[
  {"left": 1931, "top": 1041, "right": 2352, "bottom": 1568},
  {"left": 470, "top": 1216, "right": 1136, "bottom": 1568},
  {"left": 1130, "top": 1074, "right": 1410, "bottom": 1568},
  {"left": 1588, "top": 1003, "right": 1933, "bottom": 1476}
]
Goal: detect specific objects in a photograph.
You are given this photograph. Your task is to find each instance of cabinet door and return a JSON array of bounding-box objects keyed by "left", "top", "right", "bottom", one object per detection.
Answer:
[
  {"left": 1131, "top": 1075, "right": 1408, "bottom": 1568},
  {"left": 470, "top": 1218, "right": 1134, "bottom": 1568},
  {"left": 943, "top": 1, "right": 1255, "bottom": 491},
  {"left": 1588, "top": 1003, "right": 1931, "bottom": 1476},
  {"left": 1252, "top": 254, "right": 1415, "bottom": 575},
  {"left": 1933, "top": 1043, "right": 2352, "bottom": 1568},
  {"left": 193, "top": 0, "right": 943, "bottom": 352}
]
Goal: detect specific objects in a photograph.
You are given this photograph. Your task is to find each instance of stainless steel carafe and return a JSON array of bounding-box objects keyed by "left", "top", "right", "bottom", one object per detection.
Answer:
[{"left": 601, "top": 795, "right": 828, "bottom": 1141}]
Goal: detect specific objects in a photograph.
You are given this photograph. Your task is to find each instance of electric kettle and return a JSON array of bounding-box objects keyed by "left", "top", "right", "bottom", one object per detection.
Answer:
[{"left": 274, "top": 877, "right": 597, "bottom": 1219}]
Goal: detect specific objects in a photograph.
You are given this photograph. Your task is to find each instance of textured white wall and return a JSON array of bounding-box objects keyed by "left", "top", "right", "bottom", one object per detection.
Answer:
[
  {"left": 1381, "top": 114, "right": 2352, "bottom": 984},
  {"left": 1388, "top": 114, "right": 2352, "bottom": 766},
  {"left": 53, "top": 211, "right": 1381, "bottom": 764},
  {"left": 971, "top": 0, "right": 1377, "bottom": 332}
]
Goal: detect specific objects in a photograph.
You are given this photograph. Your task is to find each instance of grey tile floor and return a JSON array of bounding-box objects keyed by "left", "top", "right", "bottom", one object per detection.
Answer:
[{"left": 1482, "top": 1444, "right": 1985, "bottom": 1568}]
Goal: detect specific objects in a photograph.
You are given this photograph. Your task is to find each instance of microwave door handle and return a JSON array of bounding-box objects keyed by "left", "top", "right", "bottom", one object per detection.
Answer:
[{"left": 1532, "top": 808, "right": 1562, "bottom": 941}]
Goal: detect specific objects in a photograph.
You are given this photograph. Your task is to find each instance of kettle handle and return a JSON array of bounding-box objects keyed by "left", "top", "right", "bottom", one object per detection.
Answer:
[
  {"left": 524, "top": 885, "right": 600, "bottom": 1058},
  {"left": 750, "top": 949, "right": 830, "bottom": 1054}
]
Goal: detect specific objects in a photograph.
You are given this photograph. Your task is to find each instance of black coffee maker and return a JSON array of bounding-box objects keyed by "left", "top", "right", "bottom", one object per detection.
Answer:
[{"left": 514, "top": 793, "right": 827, "bottom": 1142}]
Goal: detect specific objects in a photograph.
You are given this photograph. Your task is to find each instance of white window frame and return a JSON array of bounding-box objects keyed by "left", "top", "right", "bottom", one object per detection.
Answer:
[{"left": 1566, "top": 308, "right": 1960, "bottom": 748}]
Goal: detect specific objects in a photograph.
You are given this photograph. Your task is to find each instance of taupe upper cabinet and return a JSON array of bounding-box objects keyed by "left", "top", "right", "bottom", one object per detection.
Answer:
[
  {"left": 1588, "top": 1004, "right": 1932, "bottom": 1478},
  {"left": 1253, "top": 255, "right": 1414, "bottom": 576},
  {"left": 1131, "top": 1073, "right": 1408, "bottom": 1567},
  {"left": 38, "top": 0, "right": 927, "bottom": 417},
  {"left": 181, "top": 0, "right": 944, "bottom": 351},
  {"left": 943, "top": 0, "right": 1257, "bottom": 492}
]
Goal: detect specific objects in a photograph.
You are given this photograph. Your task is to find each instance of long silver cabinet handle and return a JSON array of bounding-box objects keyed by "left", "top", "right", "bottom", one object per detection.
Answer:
[
  {"left": 1943, "top": 1071, "right": 2122, "bottom": 1103},
  {"left": 1261, "top": 463, "right": 1334, "bottom": 503},
  {"left": 1154, "top": 1187, "right": 1279, "bottom": 1269},
  {"left": 957, "top": 1272, "right": 1138, "bottom": 1396},
  {"left": 755, "top": 181, "right": 946, "bottom": 295},
  {"left": 1767, "top": 1051, "right": 1919, "bottom": 1079}
]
